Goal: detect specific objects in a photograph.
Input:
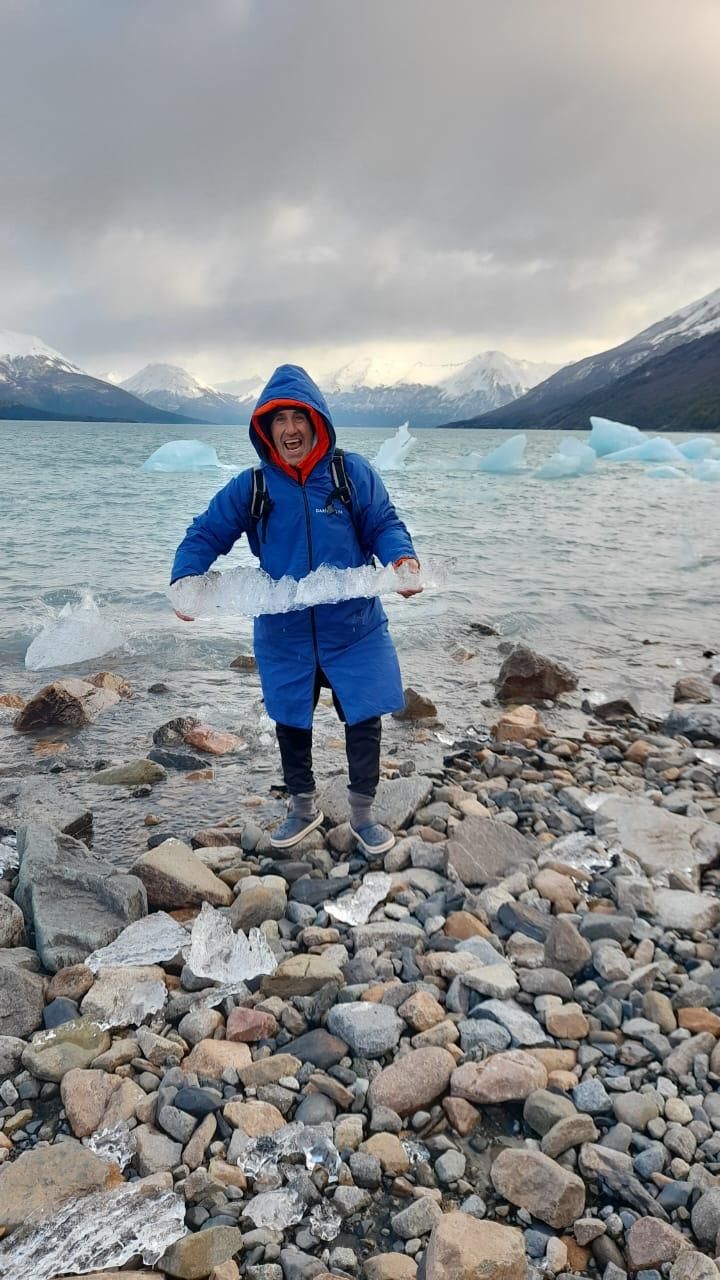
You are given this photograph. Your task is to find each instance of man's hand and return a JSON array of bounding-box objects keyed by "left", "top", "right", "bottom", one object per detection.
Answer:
[
  {"left": 174, "top": 609, "right": 195, "bottom": 622},
  {"left": 393, "top": 556, "right": 423, "bottom": 598}
]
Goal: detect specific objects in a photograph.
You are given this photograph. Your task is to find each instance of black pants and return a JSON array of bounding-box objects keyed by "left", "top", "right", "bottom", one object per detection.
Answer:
[{"left": 275, "top": 668, "right": 381, "bottom": 797}]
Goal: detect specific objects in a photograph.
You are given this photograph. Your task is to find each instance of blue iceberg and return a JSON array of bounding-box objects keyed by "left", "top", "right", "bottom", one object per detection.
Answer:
[
  {"left": 693, "top": 459, "right": 720, "bottom": 482},
  {"left": 373, "top": 422, "right": 416, "bottom": 471},
  {"left": 469, "top": 434, "right": 527, "bottom": 474},
  {"left": 535, "top": 437, "right": 596, "bottom": 479},
  {"left": 589, "top": 416, "right": 644, "bottom": 456},
  {"left": 646, "top": 465, "right": 686, "bottom": 480},
  {"left": 604, "top": 436, "right": 684, "bottom": 463},
  {"left": 676, "top": 437, "right": 716, "bottom": 460},
  {"left": 142, "top": 439, "right": 232, "bottom": 472}
]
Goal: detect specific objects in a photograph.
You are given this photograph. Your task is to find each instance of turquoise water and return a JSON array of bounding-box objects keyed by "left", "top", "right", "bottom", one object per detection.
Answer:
[{"left": 0, "top": 420, "right": 717, "bottom": 855}]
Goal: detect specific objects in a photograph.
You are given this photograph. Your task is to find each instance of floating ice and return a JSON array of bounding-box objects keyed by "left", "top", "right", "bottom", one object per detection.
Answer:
[
  {"left": 25, "top": 592, "right": 125, "bottom": 671},
  {"left": 186, "top": 901, "right": 278, "bottom": 985},
  {"left": 676, "top": 437, "right": 716, "bottom": 460},
  {"left": 0, "top": 1184, "right": 187, "bottom": 1280},
  {"left": 85, "top": 912, "right": 190, "bottom": 972},
  {"left": 237, "top": 1122, "right": 341, "bottom": 1184},
  {"left": 694, "top": 459, "right": 720, "bottom": 482},
  {"left": 242, "top": 1187, "right": 306, "bottom": 1230},
  {"left": 471, "top": 433, "right": 527, "bottom": 473},
  {"left": 309, "top": 1201, "right": 343, "bottom": 1241},
  {"left": 326, "top": 872, "right": 393, "bottom": 925},
  {"left": 535, "top": 438, "right": 596, "bottom": 479},
  {"left": 604, "top": 436, "right": 684, "bottom": 463},
  {"left": 141, "top": 439, "right": 233, "bottom": 472},
  {"left": 85, "top": 1122, "right": 136, "bottom": 1170},
  {"left": 169, "top": 559, "right": 436, "bottom": 620},
  {"left": 0, "top": 840, "right": 18, "bottom": 873},
  {"left": 373, "top": 421, "right": 417, "bottom": 471},
  {"left": 96, "top": 978, "right": 168, "bottom": 1030},
  {"left": 646, "top": 464, "right": 686, "bottom": 480},
  {"left": 588, "top": 416, "right": 644, "bottom": 456}
]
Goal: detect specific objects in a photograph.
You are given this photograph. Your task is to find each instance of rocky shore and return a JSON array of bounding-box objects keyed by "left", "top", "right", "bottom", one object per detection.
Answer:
[{"left": 1, "top": 644, "right": 720, "bottom": 1280}]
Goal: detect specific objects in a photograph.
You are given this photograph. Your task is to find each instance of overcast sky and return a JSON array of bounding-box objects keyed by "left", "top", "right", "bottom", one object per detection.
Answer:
[{"left": 2, "top": 0, "right": 719, "bottom": 383}]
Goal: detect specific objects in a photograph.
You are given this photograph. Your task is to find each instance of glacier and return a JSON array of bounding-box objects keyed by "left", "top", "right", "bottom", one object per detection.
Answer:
[
  {"left": 603, "top": 436, "right": 684, "bottom": 463},
  {"left": 141, "top": 439, "right": 234, "bottom": 472},
  {"left": 535, "top": 438, "right": 596, "bottom": 479},
  {"left": 25, "top": 593, "right": 125, "bottom": 671},
  {"left": 588, "top": 416, "right": 645, "bottom": 455},
  {"left": 169, "top": 559, "right": 435, "bottom": 620},
  {"left": 373, "top": 421, "right": 417, "bottom": 470}
]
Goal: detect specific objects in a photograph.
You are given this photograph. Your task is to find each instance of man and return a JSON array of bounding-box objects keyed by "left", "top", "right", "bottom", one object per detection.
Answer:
[{"left": 171, "top": 363, "right": 420, "bottom": 855}]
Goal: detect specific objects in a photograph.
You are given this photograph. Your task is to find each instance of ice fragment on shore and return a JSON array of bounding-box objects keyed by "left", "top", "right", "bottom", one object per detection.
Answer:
[
  {"left": 141, "top": 439, "right": 233, "bottom": 472},
  {"left": 0, "top": 840, "right": 19, "bottom": 873},
  {"left": 588, "top": 415, "right": 644, "bottom": 456},
  {"left": 238, "top": 1122, "right": 341, "bottom": 1183},
  {"left": 473, "top": 433, "right": 527, "bottom": 473},
  {"left": 243, "top": 1187, "right": 306, "bottom": 1230},
  {"left": 546, "top": 831, "right": 617, "bottom": 871},
  {"left": 374, "top": 421, "right": 417, "bottom": 471},
  {"left": 326, "top": 871, "right": 393, "bottom": 925},
  {"left": 169, "top": 558, "right": 440, "bottom": 620},
  {"left": 309, "top": 1201, "right": 343, "bottom": 1241},
  {"left": 25, "top": 593, "right": 125, "bottom": 671},
  {"left": 186, "top": 901, "right": 278, "bottom": 984},
  {"left": 85, "top": 1121, "right": 136, "bottom": 1170},
  {"left": 0, "top": 1184, "right": 186, "bottom": 1280},
  {"left": 535, "top": 438, "right": 596, "bottom": 479},
  {"left": 604, "top": 436, "right": 684, "bottom": 463},
  {"left": 86, "top": 911, "right": 189, "bottom": 971},
  {"left": 96, "top": 978, "right": 168, "bottom": 1029}
]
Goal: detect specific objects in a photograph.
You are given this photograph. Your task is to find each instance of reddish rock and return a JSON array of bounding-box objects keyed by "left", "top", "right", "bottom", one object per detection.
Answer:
[
  {"left": 451, "top": 1050, "right": 548, "bottom": 1104},
  {"left": 443, "top": 1096, "right": 480, "bottom": 1136},
  {"left": 443, "top": 911, "right": 492, "bottom": 940},
  {"left": 14, "top": 679, "right": 120, "bottom": 731},
  {"left": 368, "top": 1048, "right": 455, "bottom": 1117},
  {"left": 626, "top": 1218, "right": 691, "bottom": 1270},
  {"left": 425, "top": 1211, "right": 527, "bottom": 1280},
  {"left": 392, "top": 688, "right": 438, "bottom": 721},
  {"left": 226, "top": 1007, "right": 279, "bottom": 1042},
  {"left": 184, "top": 725, "right": 246, "bottom": 756},
  {"left": 88, "top": 672, "right": 133, "bottom": 698}
]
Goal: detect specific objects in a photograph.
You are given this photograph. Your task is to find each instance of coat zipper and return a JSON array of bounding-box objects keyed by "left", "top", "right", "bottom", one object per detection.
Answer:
[{"left": 299, "top": 472, "right": 321, "bottom": 666}]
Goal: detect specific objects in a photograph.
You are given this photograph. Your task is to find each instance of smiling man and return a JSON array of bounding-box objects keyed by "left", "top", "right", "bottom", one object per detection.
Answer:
[{"left": 171, "top": 364, "right": 420, "bottom": 856}]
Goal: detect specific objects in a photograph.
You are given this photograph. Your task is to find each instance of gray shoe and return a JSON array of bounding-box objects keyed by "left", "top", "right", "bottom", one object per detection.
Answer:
[{"left": 271, "top": 809, "right": 324, "bottom": 850}]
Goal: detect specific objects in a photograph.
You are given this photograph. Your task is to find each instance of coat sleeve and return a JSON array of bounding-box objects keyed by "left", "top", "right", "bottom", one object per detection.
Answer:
[
  {"left": 170, "top": 471, "right": 252, "bottom": 583},
  {"left": 347, "top": 455, "right": 417, "bottom": 566}
]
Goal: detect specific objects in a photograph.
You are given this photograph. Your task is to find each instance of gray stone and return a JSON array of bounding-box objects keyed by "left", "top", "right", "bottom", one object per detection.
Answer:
[
  {"left": 518, "top": 967, "right": 574, "bottom": 999},
  {"left": 473, "top": 998, "right": 549, "bottom": 1046},
  {"left": 612, "top": 1094, "right": 660, "bottom": 1130},
  {"left": 544, "top": 919, "right": 592, "bottom": 977},
  {"left": 572, "top": 1078, "right": 612, "bottom": 1115},
  {"left": 391, "top": 1195, "right": 443, "bottom": 1239},
  {"left": 14, "top": 822, "right": 147, "bottom": 972},
  {"left": 459, "top": 1019, "right": 511, "bottom": 1054},
  {"left": 435, "top": 1148, "right": 467, "bottom": 1184},
  {"left": 446, "top": 817, "right": 537, "bottom": 887},
  {"left": 0, "top": 1035, "right": 26, "bottom": 1077},
  {"left": 664, "top": 706, "right": 720, "bottom": 745},
  {"left": 595, "top": 796, "right": 720, "bottom": 886},
  {"left": 0, "top": 778, "right": 93, "bottom": 844},
  {"left": 320, "top": 774, "right": 434, "bottom": 829},
  {"left": 0, "top": 894, "right": 25, "bottom": 947},
  {"left": 653, "top": 890, "right": 720, "bottom": 932},
  {"left": 524, "top": 1089, "right": 578, "bottom": 1137},
  {"left": 90, "top": 759, "right": 167, "bottom": 786},
  {"left": 160, "top": 1225, "right": 243, "bottom": 1278},
  {"left": 351, "top": 920, "right": 424, "bottom": 951},
  {"left": 0, "top": 957, "right": 45, "bottom": 1037},
  {"left": 134, "top": 1123, "right": 183, "bottom": 1175},
  {"left": 690, "top": 1188, "right": 720, "bottom": 1249},
  {"left": 326, "top": 1002, "right": 403, "bottom": 1058}
]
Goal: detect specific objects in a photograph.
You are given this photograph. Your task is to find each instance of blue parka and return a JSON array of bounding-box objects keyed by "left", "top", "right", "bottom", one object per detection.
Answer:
[{"left": 171, "top": 365, "right": 416, "bottom": 729}]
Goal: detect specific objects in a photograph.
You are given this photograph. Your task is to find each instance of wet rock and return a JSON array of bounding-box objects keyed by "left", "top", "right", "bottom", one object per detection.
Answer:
[
  {"left": 90, "top": 759, "right": 167, "bottom": 785},
  {"left": 326, "top": 1002, "right": 403, "bottom": 1057},
  {"left": 15, "top": 822, "right": 147, "bottom": 973},
  {"left": 446, "top": 817, "right": 538, "bottom": 886},
  {"left": 14, "top": 678, "right": 120, "bottom": 730},
  {"left": 0, "top": 957, "right": 45, "bottom": 1037},
  {"left": 183, "top": 725, "right": 245, "bottom": 756},
  {"left": 674, "top": 676, "right": 713, "bottom": 703},
  {"left": 368, "top": 1047, "right": 455, "bottom": 1117},
  {"left": 491, "top": 1147, "right": 585, "bottom": 1229},
  {"left": 664, "top": 705, "right": 720, "bottom": 743},
  {"left": 319, "top": 774, "right": 434, "bottom": 829},
  {"left": 0, "top": 778, "right": 93, "bottom": 844},
  {"left": 493, "top": 705, "right": 546, "bottom": 744},
  {"left": 582, "top": 691, "right": 641, "bottom": 721},
  {"left": 21, "top": 1018, "right": 111, "bottom": 1081},
  {"left": 230, "top": 653, "right": 257, "bottom": 671},
  {"left": 452, "top": 1050, "right": 548, "bottom": 1103},
  {"left": 131, "top": 839, "right": 233, "bottom": 908},
  {"left": 425, "top": 1211, "right": 528, "bottom": 1280},
  {"left": 0, "top": 1140, "right": 119, "bottom": 1233},
  {"left": 392, "top": 688, "right": 438, "bottom": 720},
  {"left": 153, "top": 716, "right": 200, "bottom": 747},
  {"left": 495, "top": 644, "right": 577, "bottom": 703}
]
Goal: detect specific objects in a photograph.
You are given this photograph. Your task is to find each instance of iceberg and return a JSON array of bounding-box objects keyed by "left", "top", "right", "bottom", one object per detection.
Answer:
[
  {"left": 603, "top": 436, "right": 684, "bottom": 463},
  {"left": 646, "top": 465, "right": 686, "bottom": 480},
  {"left": 676, "top": 437, "right": 716, "bottom": 460},
  {"left": 186, "top": 901, "right": 278, "bottom": 984},
  {"left": 373, "top": 421, "right": 416, "bottom": 471},
  {"left": 141, "top": 439, "right": 233, "bottom": 472},
  {"left": 588, "top": 416, "right": 644, "bottom": 456},
  {"left": 169, "top": 558, "right": 437, "bottom": 620},
  {"left": 473, "top": 433, "right": 527, "bottom": 473},
  {"left": 25, "top": 592, "right": 125, "bottom": 671},
  {"left": 0, "top": 1184, "right": 186, "bottom": 1280},
  {"left": 85, "top": 912, "right": 190, "bottom": 972},
  {"left": 693, "top": 458, "right": 720, "bottom": 482},
  {"left": 535, "top": 438, "right": 596, "bottom": 479},
  {"left": 326, "top": 872, "right": 393, "bottom": 925}
]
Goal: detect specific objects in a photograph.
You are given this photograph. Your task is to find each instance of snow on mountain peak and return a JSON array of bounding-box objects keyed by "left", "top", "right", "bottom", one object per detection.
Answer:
[
  {"left": 121, "top": 363, "right": 217, "bottom": 399},
  {"left": 638, "top": 285, "right": 720, "bottom": 348},
  {"left": 0, "top": 329, "right": 79, "bottom": 370},
  {"left": 322, "top": 349, "right": 560, "bottom": 399}
]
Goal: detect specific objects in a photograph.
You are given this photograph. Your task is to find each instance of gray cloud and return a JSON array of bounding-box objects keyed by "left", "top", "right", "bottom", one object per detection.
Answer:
[{"left": 1, "top": 0, "right": 719, "bottom": 378}]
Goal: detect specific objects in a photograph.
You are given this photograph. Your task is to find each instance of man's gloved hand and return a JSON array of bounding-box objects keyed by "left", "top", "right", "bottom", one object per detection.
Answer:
[{"left": 393, "top": 556, "right": 423, "bottom": 598}]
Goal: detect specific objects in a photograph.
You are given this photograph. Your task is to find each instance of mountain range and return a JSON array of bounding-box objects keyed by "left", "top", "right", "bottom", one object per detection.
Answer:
[{"left": 441, "top": 286, "right": 720, "bottom": 431}]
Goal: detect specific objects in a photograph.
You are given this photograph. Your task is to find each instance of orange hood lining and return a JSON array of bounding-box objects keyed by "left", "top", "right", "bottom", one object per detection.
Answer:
[{"left": 251, "top": 398, "right": 331, "bottom": 482}]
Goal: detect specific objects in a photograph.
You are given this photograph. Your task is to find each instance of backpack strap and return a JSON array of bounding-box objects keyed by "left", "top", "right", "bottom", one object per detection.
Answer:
[
  {"left": 250, "top": 466, "right": 274, "bottom": 541},
  {"left": 324, "top": 448, "right": 354, "bottom": 513}
]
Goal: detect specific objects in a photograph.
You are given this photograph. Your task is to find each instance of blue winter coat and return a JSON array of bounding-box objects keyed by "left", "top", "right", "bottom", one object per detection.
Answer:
[{"left": 171, "top": 364, "right": 416, "bottom": 729}]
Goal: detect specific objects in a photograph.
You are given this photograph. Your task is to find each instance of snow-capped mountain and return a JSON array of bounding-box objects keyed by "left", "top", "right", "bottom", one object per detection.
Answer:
[
  {"left": 121, "top": 363, "right": 251, "bottom": 424},
  {"left": 452, "top": 285, "right": 720, "bottom": 430},
  {"left": 0, "top": 331, "right": 198, "bottom": 423}
]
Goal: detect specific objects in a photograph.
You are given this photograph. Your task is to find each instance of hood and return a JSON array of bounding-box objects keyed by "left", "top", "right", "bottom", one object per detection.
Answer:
[{"left": 250, "top": 363, "right": 336, "bottom": 481}]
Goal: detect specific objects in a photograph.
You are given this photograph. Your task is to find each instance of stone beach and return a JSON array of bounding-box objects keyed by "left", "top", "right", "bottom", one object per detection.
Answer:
[{"left": 1, "top": 645, "right": 720, "bottom": 1280}]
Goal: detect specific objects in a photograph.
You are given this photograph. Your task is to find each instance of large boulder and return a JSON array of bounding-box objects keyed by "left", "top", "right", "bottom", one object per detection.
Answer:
[
  {"left": 14, "top": 823, "right": 147, "bottom": 972},
  {"left": 0, "top": 777, "right": 92, "bottom": 844},
  {"left": 0, "top": 1140, "right": 119, "bottom": 1234},
  {"left": 0, "top": 951, "right": 45, "bottom": 1037},
  {"left": 425, "top": 1211, "right": 527, "bottom": 1280},
  {"left": 131, "top": 839, "right": 233, "bottom": 909},
  {"left": 495, "top": 645, "right": 577, "bottom": 703},
  {"left": 319, "top": 775, "right": 434, "bottom": 829},
  {"left": 595, "top": 796, "right": 720, "bottom": 885},
  {"left": 446, "top": 816, "right": 538, "bottom": 886},
  {"left": 21, "top": 1018, "right": 111, "bottom": 1082},
  {"left": 664, "top": 705, "right": 720, "bottom": 744},
  {"left": 14, "top": 678, "right": 120, "bottom": 731}
]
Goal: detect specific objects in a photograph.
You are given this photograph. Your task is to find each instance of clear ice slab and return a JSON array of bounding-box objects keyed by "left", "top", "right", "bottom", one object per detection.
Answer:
[
  {"left": 85, "top": 1121, "right": 136, "bottom": 1170},
  {"left": 588, "top": 415, "right": 644, "bottom": 455},
  {"left": 237, "top": 1122, "right": 341, "bottom": 1184},
  {"left": 325, "top": 872, "right": 393, "bottom": 925},
  {"left": 141, "top": 439, "right": 233, "bottom": 472},
  {"left": 25, "top": 592, "right": 125, "bottom": 671},
  {"left": 242, "top": 1187, "right": 306, "bottom": 1230},
  {"left": 535, "top": 438, "right": 596, "bottom": 479},
  {"left": 186, "top": 901, "right": 278, "bottom": 984},
  {"left": 373, "top": 421, "right": 417, "bottom": 471},
  {"left": 85, "top": 912, "right": 190, "bottom": 972},
  {"left": 169, "top": 559, "right": 438, "bottom": 620},
  {"left": 0, "top": 1184, "right": 187, "bottom": 1280}
]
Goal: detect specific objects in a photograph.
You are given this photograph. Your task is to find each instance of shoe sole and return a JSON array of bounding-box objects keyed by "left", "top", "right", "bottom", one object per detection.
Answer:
[
  {"left": 270, "top": 810, "right": 325, "bottom": 850},
  {"left": 350, "top": 826, "right": 396, "bottom": 856}
]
